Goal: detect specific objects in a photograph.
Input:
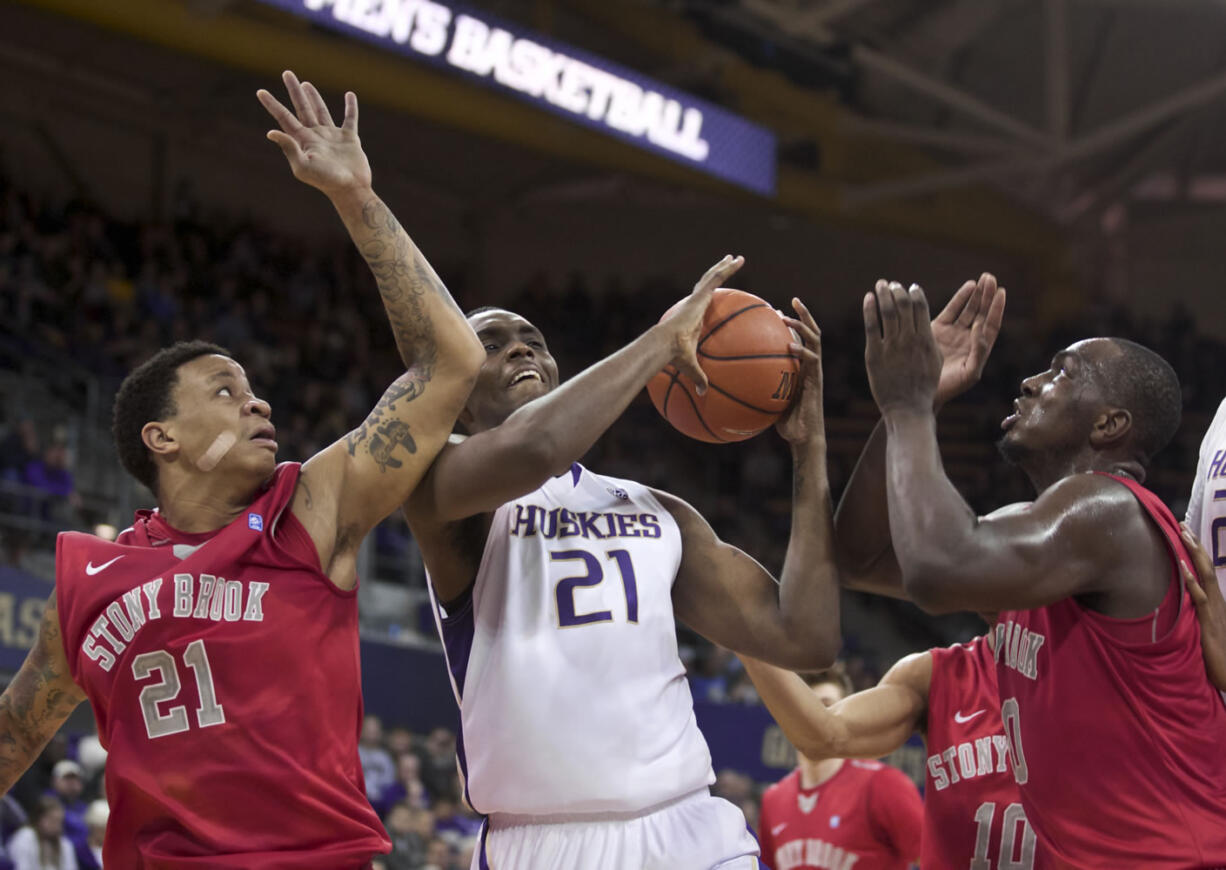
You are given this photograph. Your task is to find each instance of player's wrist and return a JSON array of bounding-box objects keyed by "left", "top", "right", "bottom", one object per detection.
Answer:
[{"left": 326, "top": 183, "right": 378, "bottom": 218}]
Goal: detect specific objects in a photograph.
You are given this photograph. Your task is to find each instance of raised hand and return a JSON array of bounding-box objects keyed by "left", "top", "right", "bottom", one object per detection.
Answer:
[
  {"left": 776, "top": 299, "right": 823, "bottom": 446},
  {"left": 1180, "top": 524, "right": 1226, "bottom": 691},
  {"left": 659, "top": 255, "right": 745, "bottom": 394},
  {"left": 863, "top": 281, "right": 943, "bottom": 416},
  {"left": 932, "top": 273, "right": 1006, "bottom": 407},
  {"left": 256, "top": 70, "right": 371, "bottom": 197}
]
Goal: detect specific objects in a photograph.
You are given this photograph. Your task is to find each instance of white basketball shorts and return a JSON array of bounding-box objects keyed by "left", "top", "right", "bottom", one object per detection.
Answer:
[{"left": 471, "top": 788, "right": 765, "bottom": 870}]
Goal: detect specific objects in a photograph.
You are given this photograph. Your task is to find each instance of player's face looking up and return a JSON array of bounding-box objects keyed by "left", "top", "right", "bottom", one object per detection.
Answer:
[
  {"left": 996, "top": 339, "right": 1119, "bottom": 466},
  {"left": 462, "top": 309, "right": 559, "bottom": 432},
  {"left": 143, "top": 354, "right": 277, "bottom": 483}
]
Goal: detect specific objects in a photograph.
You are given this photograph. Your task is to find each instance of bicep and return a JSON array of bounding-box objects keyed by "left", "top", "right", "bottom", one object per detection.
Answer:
[
  {"left": 905, "top": 484, "right": 1110, "bottom": 613},
  {"left": 666, "top": 504, "right": 784, "bottom": 660},
  {"left": 825, "top": 655, "right": 928, "bottom": 759},
  {"left": 301, "top": 367, "right": 470, "bottom": 552}
]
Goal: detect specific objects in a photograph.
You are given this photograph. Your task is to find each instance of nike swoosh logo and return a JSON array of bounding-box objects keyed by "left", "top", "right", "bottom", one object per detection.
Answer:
[
  {"left": 954, "top": 709, "right": 987, "bottom": 724},
  {"left": 85, "top": 556, "right": 124, "bottom": 576},
  {"left": 771, "top": 823, "right": 787, "bottom": 836}
]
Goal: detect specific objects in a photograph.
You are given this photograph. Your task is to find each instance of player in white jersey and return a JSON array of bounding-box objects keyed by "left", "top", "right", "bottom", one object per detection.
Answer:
[
  {"left": 1182, "top": 398, "right": 1226, "bottom": 691},
  {"left": 403, "top": 256, "right": 840, "bottom": 870}
]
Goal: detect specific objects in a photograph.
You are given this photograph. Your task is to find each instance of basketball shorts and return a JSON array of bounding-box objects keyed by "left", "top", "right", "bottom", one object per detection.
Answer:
[{"left": 471, "top": 787, "right": 765, "bottom": 870}]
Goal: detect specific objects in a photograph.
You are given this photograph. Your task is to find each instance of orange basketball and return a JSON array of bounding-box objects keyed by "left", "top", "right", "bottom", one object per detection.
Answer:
[{"left": 647, "top": 288, "right": 801, "bottom": 443}]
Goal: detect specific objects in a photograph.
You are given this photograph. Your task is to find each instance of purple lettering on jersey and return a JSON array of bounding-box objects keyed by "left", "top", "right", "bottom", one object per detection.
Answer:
[
  {"left": 576, "top": 512, "right": 607, "bottom": 540},
  {"left": 638, "top": 513, "right": 662, "bottom": 538},
  {"left": 552, "top": 550, "right": 613, "bottom": 627},
  {"left": 614, "top": 514, "right": 640, "bottom": 537},
  {"left": 510, "top": 504, "right": 538, "bottom": 537}
]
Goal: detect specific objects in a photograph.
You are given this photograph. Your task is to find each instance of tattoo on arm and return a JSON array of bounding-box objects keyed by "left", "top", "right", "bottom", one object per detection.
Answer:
[
  {"left": 344, "top": 373, "right": 423, "bottom": 470},
  {"left": 359, "top": 198, "right": 445, "bottom": 375},
  {"left": 0, "top": 594, "right": 82, "bottom": 791}
]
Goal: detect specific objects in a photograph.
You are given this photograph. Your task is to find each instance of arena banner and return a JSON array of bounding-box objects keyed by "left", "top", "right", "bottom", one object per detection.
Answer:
[
  {"left": 0, "top": 566, "right": 52, "bottom": 672},
  {"left": 256, "top": 0, "right": 778, "bottom": 195},
  {"left": 359, "top": 635, "right": 460, "bottom": 734}
]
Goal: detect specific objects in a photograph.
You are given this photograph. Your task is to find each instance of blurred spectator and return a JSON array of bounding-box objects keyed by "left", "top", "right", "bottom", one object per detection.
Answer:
[
  {"left": 688, "top": 646, "right": 734, "bottom": 702},
  {"left": 384, "top": 802, "right": 433, "bottom": 870},
  {"left": 0, "top": 421, "right": 38, "bottom": 483},
  {"left": 22, "top": 433, "right": 79, "bottom": 527},
  {"left": 417, "top": 729, "right": 457, "bottom": 801},
  {"left": 43, "top": 762, "right": 86, "bottom": 855},
  {"left": 359, "top": 715, "right": 396, "bottom": 808},
  {"left": 430, "top": 791, "right": 482, "bottom": 844},
  {"left": 72, "top": 803, "right": 106, "bottom": 870},
  {"left": 422, "top": 838, "right": 451, "bottom": 870},
  {"left": 376, "top": 753, "right": 427, "bottom": 817},
  {"left": 6, "top": 795, "right": 76, "bottom": 870}
]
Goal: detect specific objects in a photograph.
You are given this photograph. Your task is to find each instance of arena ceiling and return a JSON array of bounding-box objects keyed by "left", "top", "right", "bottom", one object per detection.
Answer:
[{"left": 11, "top": 0, "right": 1226, "bottom": 257}]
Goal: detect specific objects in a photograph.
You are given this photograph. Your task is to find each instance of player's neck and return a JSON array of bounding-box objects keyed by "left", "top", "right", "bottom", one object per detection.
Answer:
[
  {"left": 156, "top": 472, "right": 261, "bottom": 533},
  {"left": 1024, "top": 448, "right": 1143, "bottom": 494},
  {"left": 798, "top": 756, "right": 843, "bottom": 789}
]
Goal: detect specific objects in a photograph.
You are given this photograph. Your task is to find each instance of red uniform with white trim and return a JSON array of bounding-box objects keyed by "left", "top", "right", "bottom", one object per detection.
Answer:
[
  {"left": 924, "top": 636, "right": 1038, "bottom": 869},
  {"left": 55, "top": 463, "right": 389, "bottom": 868},
  {"left": 757, "top": 760, "right": 921, "bottom": 870},
  {"left": 995, "top": 473, "right": 1226, "bottom": 869}
]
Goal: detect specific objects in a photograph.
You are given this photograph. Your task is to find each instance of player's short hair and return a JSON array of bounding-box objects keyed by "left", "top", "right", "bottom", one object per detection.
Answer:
[
  {"left": 802, "top": 662, "right": 854, "bottom": 698},
  {"left": 1098, "top": 338, "right": 1182, "bottom": 466},
  {"left": 112, "top": 341, "right": 230, "bottom": 495},
  {"left": 465, "top": 305, "right": 503, "bottom": 319}
]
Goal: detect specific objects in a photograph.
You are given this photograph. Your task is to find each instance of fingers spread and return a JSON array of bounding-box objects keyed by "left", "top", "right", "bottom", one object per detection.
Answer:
[
  {"left": 256, "top": 89, "right": 304, "bottom": 133},
  {"left": 266, "top": 129, "right": 304, "bottom": 162},
  {"left": 282, "top": 70, "right": 319, "bottom": 126},
  {"left": 301, "top": 81, "right": 335, "bottom": 127},
  {"left": 938, "top": 279, "right": 977, "bottom": 326}
]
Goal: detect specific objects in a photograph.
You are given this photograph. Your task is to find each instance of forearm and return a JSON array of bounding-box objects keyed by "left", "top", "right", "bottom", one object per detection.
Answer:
[
  {"left": 883, "top": 409, "right": 979, "bottom": 603},
  {"left": 330, "top": 187, "right": 479, "bottom": 376},
  {"left": 777, "top": 438, "right": 840, "bottom": 666},
  {"left": 741, "top": 657, "right": 846, "bottom": 759}
]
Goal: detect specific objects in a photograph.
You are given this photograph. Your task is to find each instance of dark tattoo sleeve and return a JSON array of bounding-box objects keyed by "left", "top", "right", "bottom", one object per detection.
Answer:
[
  {"left": 359, "top": 197, "right": 444, "bottom": 377},
  {"left": 0, "top": 593, "right": 84, "bottom": 792},
  {"left": 344, "top": 373, "right": 423, "bottom": 470}
]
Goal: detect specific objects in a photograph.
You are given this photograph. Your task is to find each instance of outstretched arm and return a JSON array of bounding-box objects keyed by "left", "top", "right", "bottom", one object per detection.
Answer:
[
  {"left": 406, "top": 256, "right": 744, "bottom": 526},
  {"left": 0, "top": 594, "right": 85, "bottom": 793},
  {"left": 836, "top": 275, "right": 1005, "bottom": 598},
  {"left": 739, "top": 651, "right": 930, "bottom": 760},
  {"left": 1181, "top": 524, "right": 1226, "bottom": 691},
  {"left": 257, "top": 72, "right": 482, "bottom": 585},
  {"left": 862, "top": 282, "right": 1151, "bottom": 614},
  {"left": 669, "top": 302, "right": 839, "bottom": 670}
]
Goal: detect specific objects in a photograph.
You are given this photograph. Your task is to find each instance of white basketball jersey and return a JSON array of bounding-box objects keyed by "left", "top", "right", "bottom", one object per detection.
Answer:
[{"left": 429, "top": 464, "right": 715, "bottom": 817}]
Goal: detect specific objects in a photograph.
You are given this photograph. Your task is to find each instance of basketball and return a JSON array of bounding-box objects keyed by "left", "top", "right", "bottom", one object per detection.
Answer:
[{"left": 648, "top": 289, "right": 801, "bottom": 443}]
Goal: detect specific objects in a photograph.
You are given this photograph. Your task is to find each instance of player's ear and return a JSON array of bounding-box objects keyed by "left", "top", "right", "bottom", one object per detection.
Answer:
[
  {"left": 142, "top": 420, "right": 180, "bottom": 459},
  {"left": 1089, "top": 407, "right": 1132, "bottom": 448}
]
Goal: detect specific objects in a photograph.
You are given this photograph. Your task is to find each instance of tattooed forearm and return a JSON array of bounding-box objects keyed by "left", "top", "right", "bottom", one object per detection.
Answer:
[
  {"left": 0, "top": 594, "right": 83, "bottom": 793},
  {"left": 357, "top": 197, "right": 446, "bottom": 373},
  {"left": 345, "top": 372, "right": 425, "bottom": 468}
]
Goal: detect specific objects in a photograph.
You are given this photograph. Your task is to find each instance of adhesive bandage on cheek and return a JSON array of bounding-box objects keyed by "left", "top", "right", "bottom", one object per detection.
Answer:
[{"left": 197, "top": 431, "right": 238, "bottom": 472}]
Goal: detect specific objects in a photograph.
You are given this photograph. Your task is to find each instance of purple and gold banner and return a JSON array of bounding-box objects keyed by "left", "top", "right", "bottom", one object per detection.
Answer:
[{"left": 256, "top": 0, "right": 778, "bottom": 195}]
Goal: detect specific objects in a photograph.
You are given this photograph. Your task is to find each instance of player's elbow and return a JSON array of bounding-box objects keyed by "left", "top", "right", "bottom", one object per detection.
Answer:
[{"left": 901, "top": 565, "right": 963, "bottom": 615}]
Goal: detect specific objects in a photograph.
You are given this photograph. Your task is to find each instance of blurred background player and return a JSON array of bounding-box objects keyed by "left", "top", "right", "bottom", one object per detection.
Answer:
[
  {"left": 404, "top": 258, "right": 839, "bottom": 869},
  {"left": 0, "top": 72, "right": 482, "bottom": 867},
  {"left": 860, "top": 278, "right": 1226, "bottom": 867},
  {"left": 753, "top": 664, "right": 922, "bottom": 870}
]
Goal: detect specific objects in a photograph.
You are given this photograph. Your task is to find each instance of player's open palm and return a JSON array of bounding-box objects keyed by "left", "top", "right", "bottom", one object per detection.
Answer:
[
  {"left": 776, "top": 299, "right": 823, "bottom": 446},
  {"left": 1180, "top": 524, "right": 1226, "bottom": 691},
  {"left": 932, "top": 272, "right": 1006, "bottom": 407},
  {"left": 664, "top": 254, "right": 745, "bottom": 394},
  {"left": 863, "top": 281, "right": 943, "bottom": 415},
  {"left": 257, "top": 70, "right": 371, "bottom": 196}
]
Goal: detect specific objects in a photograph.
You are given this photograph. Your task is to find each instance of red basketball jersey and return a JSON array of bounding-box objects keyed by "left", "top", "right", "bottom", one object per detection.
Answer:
[
  {"left": 757, "top": 760, "right": 922, "bottom": 870},
  {"left": 56, "top": 463, "right": 390, "bottom": 868},
  {"left": 924, "top": 636, "right": 1038, "bottom": 870},
  {"left": 995, "top": 473, "right": 1226, "bottom": 869}
]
